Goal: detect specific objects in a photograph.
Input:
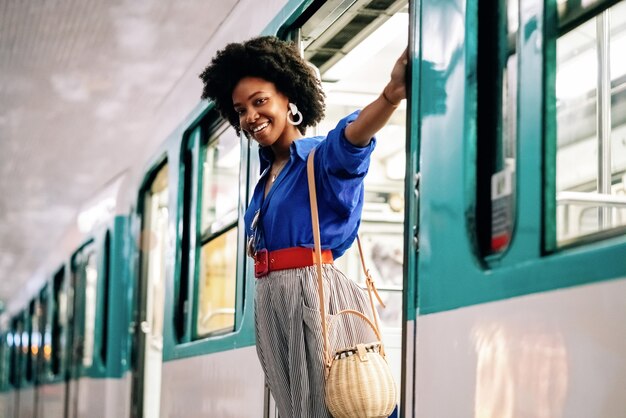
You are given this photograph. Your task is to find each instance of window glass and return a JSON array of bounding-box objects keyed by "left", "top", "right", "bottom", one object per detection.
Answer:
[
  {"left": 22, "top": 312, "right": 30, "bottom": 383},
  {"left": 0, "top": 334, "right": 5, "bottom": 388},
  {"left": 478, "top": 0, "right": 519, "bottom": 255},
  {"left": 51, "top": 268, "right": 66, "bottom": 376},
  {"left": 0, "top": 333, "right": 9, "bottom": 388},
  {"left": 82, "top": 252, "right": 98, "bottom": 367},
  {"left": 556, "top": 1, "right": 626, "bottom": 245},
  {"left": 176, "top": 144, "right": 194, "bottom": 341},
  {"left": 26, "top": 300, "right": 39, "bottom": 383},
  {"left": 39, "top": 287, "right": 50, "bottom": 379},
  {"left": 144, "top": 163, "right": 169, "bottom": 346},
  {"left": 9, "top": 318, "right": 22, "bottom": 386},
  {"left": 196, "top": 228, "right": 238, "bottom": 336},
  {"left": 200, "top": 126, "right": 240, "bottom": 235},
  {"left": 100, "top": 233, "right": 111, "bottom": 364},
  {"left": 0, "top": 332, "right": 9, "bottom": 388},
  {"left": 195, "top": 125, "right": 241, "bottom": 338}
]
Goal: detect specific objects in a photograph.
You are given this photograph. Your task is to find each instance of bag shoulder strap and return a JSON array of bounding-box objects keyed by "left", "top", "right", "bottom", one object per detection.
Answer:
[{"left": 306, "top": 149, "right": 386, "bottom": 374}]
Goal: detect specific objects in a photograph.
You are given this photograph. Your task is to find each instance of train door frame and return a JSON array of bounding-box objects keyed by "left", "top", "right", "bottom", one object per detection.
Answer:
[
  {"left": 130, "top": 160, "right": 169, "bottom": 418},
  {"left": 35, "top": 284, "right": 50, "bottom": 418},
  {"left": 11, "top": 311, "right": 26, "bottom": 418},
  {"left": 66, "top": 241, "right": 96, "bottom": 418}
]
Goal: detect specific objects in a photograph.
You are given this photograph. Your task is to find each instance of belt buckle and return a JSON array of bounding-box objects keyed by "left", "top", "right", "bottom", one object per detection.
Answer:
[{"left": 254, "top": 249, "right": 269, "bottom": 278}]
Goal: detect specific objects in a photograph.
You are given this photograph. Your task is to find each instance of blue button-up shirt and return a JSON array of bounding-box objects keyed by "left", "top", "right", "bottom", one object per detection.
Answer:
[{"left": 244, "top": 111, "right": 376, "bottom": 259}]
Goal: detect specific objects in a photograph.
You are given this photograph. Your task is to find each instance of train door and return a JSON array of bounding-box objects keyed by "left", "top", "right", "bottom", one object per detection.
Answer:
[
  {"left": 35, "top": 286, "right": 49, "bottom": 418},
  {"left": 22, "top": 298, "right": 40, "bottom": 418},
  {"left": 131, "top": 162, "right": 169, "bottom": 418},
  {"left": 9, "top": 315, "right": 23, "bottom": 418},
  {"left": 0, "top": 331, "right": 12, "bottom": 418},
  {"left": 412, "top": 0, "right": 626, "bottom": 416},
  {"left": 66, "top": 243, "right": 97, "bottom": 418},
  {"left": 285, "top": 0, "right": 413, "bottom": 413}
]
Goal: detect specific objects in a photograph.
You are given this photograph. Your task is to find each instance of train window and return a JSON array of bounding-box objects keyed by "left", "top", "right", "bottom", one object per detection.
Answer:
[
  {"left": 25, "top": 299, "right": 37, "bottom": 383},
  {"left": 82, "top": 251, "right": 98, "bottom": 367},
  {"left": 196, "top": 229, "right": 238, "bottom": 335},
  {"left": 554, "top": 1, "right": 626, "bottom": 246},
  {"left": 9, "top": 317, "right": 21, "bottom": 387},
  {"left": 0, "top": 333, "right": 7, "bottom": 389},
  {"left": 200, "top": 126, "right": 240, "bottom": 234},
  {"left": 70, "top": 245, "right": 96, "bottom": 368},
  {"left": 100, "top": 231, "right": 111, "bottom": 365},
  {"left": 301, "top": 0, "right": 408, "bottom": 329},
  {"left": 22, "top": 309, "right": 32, "bottom": 384},
  {"left": 195, "top": 125, "right": 240, "bottom": 337},
  {"left": 12, "top": 315, "right": 25, "bottom": 387},
  {"left": 476, "top": 0, "right": 519, "bottom": 256},
  {"left": 0, "top": 334, "right": 4, "bottom": 388},
  {"left": 51, "top": 267, "right": 66, "bottom": 376},
  {"left": 141, "top": 163, "right": 169, "bottom": 347},
  {"left": 39, "top": 285, "right": 51, "bottom": 379},
  {"left": 175, "top": 138, "right": 195, "bottom": 342}
]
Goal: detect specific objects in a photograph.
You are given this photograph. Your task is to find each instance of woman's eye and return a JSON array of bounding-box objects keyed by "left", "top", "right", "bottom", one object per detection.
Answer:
[
  {"left": 255, "top": 98, "right": 267, "bottom": 106},
  {"left": 236, "top": 108, "right": 245, "bottom": 116}
]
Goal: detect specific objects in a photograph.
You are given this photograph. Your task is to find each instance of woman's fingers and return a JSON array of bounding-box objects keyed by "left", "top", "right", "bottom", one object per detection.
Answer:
[
  {"left": 387, "top": 46, "right": 408, "bottom": 102},
  {"left": 399, "top": 47, "right": 408, "bottom": 65}
]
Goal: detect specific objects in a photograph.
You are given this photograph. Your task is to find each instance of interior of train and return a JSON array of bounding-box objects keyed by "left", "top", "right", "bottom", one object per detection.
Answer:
[{"left": 556, "top": 0, "right": 626, "bottom": 245}]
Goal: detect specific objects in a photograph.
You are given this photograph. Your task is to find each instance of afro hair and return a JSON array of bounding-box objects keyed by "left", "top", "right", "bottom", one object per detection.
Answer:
[{"left": 199, "top": 36, "right": 325, "bottom": 135}]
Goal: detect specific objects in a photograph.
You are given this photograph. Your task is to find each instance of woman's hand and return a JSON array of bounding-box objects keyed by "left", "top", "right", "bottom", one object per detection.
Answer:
[
  {"left": 344, "top": 46, "right": 409, "bottom": 147},
  {"left": 383, "top": 48, "right": 408, "bottom": 106}
]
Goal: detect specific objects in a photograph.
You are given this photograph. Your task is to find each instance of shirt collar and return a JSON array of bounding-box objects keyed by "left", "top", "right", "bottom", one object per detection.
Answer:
[{"left": 258, "top": 136, "right": 324, "bottom": 173}]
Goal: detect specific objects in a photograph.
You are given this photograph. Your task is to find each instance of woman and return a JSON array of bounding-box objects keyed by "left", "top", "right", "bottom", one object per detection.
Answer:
[{"left": 200, "top": 36, "right": 406, "bottom": 417}]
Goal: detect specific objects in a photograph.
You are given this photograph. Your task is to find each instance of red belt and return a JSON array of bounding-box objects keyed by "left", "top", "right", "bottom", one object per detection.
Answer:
[{"left": 254, "top": 247, "right": 334, "bottom": 278}]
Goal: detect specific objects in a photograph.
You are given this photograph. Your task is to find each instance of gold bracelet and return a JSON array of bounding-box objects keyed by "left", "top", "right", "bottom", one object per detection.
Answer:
[{"left": 381, "top": 88, "right": 399, "bottom": 108}]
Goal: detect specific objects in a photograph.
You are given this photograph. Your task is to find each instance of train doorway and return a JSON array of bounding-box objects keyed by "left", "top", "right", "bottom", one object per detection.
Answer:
[
  {"left": 286, "top": 0, "right": 412, "bottom": 414},
  {"left": 66, "top": 243, "right": 97, "bottom": 418},
  {"left": 131, "top": 163, "right": 169, "bottom": 418}
]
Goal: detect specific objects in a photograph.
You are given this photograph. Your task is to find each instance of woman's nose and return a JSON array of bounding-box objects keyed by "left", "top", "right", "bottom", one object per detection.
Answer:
[{"left": 246, "top": 109, "right": 259, "bottom": 124}]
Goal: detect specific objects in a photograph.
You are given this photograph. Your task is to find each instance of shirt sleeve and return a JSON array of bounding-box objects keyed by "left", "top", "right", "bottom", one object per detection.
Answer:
[{"left": 315, "top": 110, "right": 376, "bottom": 216}]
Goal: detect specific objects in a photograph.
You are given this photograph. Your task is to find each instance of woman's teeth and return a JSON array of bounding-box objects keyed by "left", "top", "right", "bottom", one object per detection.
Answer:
[{"left": 253, "top": 122, "right": 269, "bottom": 133}]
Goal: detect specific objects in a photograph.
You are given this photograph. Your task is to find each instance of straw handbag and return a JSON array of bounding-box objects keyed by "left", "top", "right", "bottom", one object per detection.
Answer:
[{"left": 307, "top": 149, "right": 397, "bottom": 418}]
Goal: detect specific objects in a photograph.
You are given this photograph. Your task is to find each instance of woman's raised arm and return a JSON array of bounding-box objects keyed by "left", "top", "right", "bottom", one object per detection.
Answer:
[{"left": 344, "top": 48, "right": 408, "bottom": 147}]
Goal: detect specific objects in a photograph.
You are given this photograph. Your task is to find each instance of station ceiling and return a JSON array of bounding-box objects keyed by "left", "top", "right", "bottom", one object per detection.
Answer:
[{"left": 0, "top": 0, "right": 242, "bottom": 309}]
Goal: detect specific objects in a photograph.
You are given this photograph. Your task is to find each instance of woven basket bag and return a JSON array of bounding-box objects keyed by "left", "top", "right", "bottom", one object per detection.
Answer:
[{"left": 307, "top": 149, "right": 397, "bottom": 418}]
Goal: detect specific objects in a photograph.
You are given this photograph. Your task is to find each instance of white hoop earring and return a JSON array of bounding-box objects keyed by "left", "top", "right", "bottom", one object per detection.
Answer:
[{"left": 287, "top": 102, "right": 303, "bottom": 126}]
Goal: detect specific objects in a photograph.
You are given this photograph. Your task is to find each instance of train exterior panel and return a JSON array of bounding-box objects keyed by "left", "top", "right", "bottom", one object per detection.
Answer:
[
  {"left": 68, "top": 377, "right": 131, "bottom": 418},
  {"left": 160, "top": 347, "right": 265, "bottom": 417},
  {"left": 17, "top": 387, "right": 35, "bottom": 418},
  {"left": 415, "top": 279, "right": 626, "bottom": 417},
  {"left": 36, "top": 383, "right": 64, "bottom": 418},
  {"left": 0, "top": 391, "right": 16, "bottom": 418}
]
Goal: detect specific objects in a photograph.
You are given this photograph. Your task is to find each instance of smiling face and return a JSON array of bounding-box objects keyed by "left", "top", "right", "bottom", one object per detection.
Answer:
[{"left": 232, "top": 76, "right": 300, "bottom": 147}]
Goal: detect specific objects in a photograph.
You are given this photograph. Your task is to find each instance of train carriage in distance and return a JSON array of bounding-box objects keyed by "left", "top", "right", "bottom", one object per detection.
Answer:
[{"left": 1, "top": 0, "right": 626, "bottom": 417}]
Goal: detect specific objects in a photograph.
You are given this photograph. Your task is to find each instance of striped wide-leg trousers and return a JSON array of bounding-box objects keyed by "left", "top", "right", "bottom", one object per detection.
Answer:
[{"left": 254, "top": 264, "right": 377, "bottom": 418}]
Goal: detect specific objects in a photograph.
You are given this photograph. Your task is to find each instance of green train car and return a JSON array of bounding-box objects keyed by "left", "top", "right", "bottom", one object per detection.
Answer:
[{"left": 1, "top": 0, "right": 625, "bottom": 417}]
